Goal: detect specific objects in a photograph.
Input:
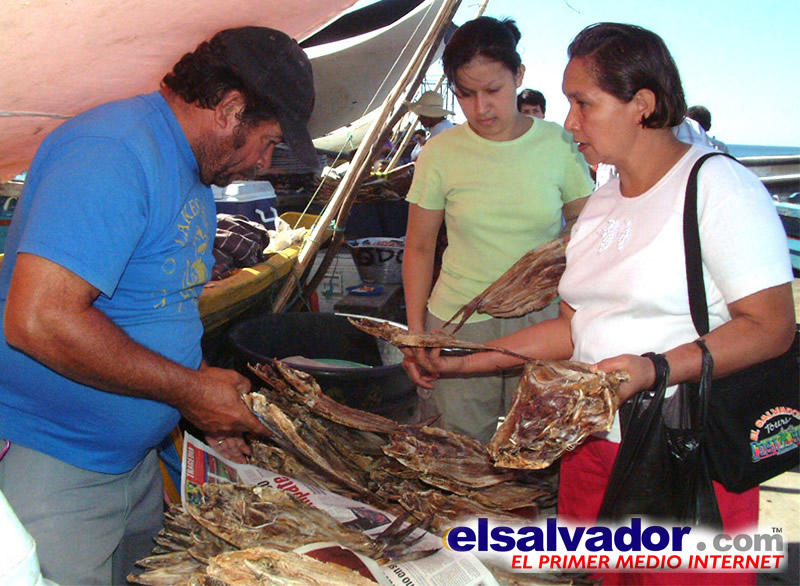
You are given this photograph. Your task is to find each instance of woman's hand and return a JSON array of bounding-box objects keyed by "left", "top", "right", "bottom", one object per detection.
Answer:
[
  {"left": 591, "top": 353, "right": 657, "bottom": 403},
  {"left": 402, "top": 353, "right": 439, "bottom": 389},
  {"left": 401, "top": 346, "right": 471, "bottom": 389}
]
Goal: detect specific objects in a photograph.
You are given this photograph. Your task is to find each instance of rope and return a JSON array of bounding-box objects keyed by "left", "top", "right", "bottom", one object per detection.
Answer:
[
  {"left": 275, "top": 261, "right": 315, "bottom": 313},
  {"left": 0, "top": 111, "right": 71, "bottom": 119},
  {"left": 290, "top": 134, "right": 356, "bottom": 233},
  {"left": 357, "top": 1, "right": 438, "bottom": 119}
]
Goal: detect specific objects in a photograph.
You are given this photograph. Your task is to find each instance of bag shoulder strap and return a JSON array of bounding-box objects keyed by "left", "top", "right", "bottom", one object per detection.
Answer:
[{"left": 682, "top": 152, "right": 739, "bottom": 336}]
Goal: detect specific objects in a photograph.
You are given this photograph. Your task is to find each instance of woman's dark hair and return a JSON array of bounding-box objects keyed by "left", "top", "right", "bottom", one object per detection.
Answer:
[
  {"left": 442, "top": 17, "right": 522, "bottom": 92},
  {"left": 567, "top": 22, "right": 685, "bottom": 129},
  {"left": 162, "top": 37, "right": 278, "bottom": 128}
]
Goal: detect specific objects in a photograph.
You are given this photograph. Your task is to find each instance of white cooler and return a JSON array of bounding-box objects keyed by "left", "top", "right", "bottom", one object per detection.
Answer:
[{"left": 212, "top": 181, "right": 278, "bottom": 230}]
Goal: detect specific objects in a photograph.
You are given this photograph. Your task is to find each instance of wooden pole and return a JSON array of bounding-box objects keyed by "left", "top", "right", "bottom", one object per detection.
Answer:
[
  {"left": 271, "top": 0, "right": 463, "bottom": 313},
  {"left": 384, "top": 0, "right": 490, "bottom": 172}
]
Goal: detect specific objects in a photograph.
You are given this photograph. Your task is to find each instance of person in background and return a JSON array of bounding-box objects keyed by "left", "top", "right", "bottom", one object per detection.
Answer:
[
  {"left": 0, "top": 26, "right": 318, "bottom": 585},
  {"left": 595, "top": 110, "right": 720, "bottom": 187},
  {"left": 517, "top": 88, "right": 546, "bottom": 118},
  {"left": 687, "top": 104, "right": 729, "bottom": 153},
  {"left": 406, "top": 90, "right": 455, "bottom": 161},
  {"left": 411, "top": 128, "right": 428, "bottom": 150},
  {"left": 404, "top": 22, "right": 794, "bottom": 585},
  {"left": 402, "top": 16, "right": 594, "bottom": 444}
]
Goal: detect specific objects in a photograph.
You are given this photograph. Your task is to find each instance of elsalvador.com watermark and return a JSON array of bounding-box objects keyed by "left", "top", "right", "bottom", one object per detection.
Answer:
[{"left": 441, "top": 517, "right": 787, "bottom": 573}]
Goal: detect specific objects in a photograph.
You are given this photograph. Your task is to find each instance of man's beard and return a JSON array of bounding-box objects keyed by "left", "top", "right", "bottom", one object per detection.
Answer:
[{"left": 197, "top": 125, "right": 253, "bottom": 187}]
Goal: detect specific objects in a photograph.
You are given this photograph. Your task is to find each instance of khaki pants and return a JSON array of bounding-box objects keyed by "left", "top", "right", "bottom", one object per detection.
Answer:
[
  {"left": 0, "top": 443, "right": 163, "bottom": 585},
  {"left": 417, "top": 303, "right": 559, "bottom": 444}
]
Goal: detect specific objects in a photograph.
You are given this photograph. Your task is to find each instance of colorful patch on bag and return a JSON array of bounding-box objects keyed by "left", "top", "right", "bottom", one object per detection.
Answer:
[{"left": 750, "top": 407, "right": 800, "bottom": 462}]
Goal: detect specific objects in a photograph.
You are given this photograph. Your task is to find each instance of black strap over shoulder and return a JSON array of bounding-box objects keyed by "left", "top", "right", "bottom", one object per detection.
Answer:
[{"left": 682, "top": 152, "right": 739, "bottom": 336}]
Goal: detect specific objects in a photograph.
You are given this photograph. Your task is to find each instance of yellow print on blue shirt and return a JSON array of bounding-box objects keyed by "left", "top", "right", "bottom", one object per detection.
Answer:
[{"left": 155, "top": 197, "right": 211, "bottom": 311}]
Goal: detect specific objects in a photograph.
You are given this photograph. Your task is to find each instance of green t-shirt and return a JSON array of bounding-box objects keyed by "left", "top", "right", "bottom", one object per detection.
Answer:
[{"left": 406, "top": 119, "right": 594, "bottom": 322}]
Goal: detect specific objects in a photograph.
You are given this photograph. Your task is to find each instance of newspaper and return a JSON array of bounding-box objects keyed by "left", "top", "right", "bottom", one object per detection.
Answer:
[{"left": 181, "top": 432, "right": 499, "bottom": 586}]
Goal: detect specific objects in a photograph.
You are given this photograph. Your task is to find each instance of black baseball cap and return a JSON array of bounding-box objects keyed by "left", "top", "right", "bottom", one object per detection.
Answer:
[{"left": 214, "top": 26, "right": 318, "bottom": 169}]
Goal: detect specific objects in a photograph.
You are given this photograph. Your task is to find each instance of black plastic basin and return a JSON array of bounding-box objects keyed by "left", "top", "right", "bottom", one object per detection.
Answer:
[{"left": 227, "top": 312, "right": 416, "bottom": 420}]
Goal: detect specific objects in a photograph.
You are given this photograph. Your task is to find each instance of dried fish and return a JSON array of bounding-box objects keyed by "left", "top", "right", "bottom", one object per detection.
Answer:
[
  {"left": 128, "top": 551, "right": 205, "bottom": 585},
  {"left": 444, "top": 238, "right": 567, "bottom": 333},
  {"left": 399, "top": 490, "right": 526, "bottom": 532},
  {"left": 468, "top": 481, "right": 555, "bottom": 512},
  {"left": 347, "top": 316, "right": 530, "bottom": 360},
  {"left": 382, "top": 426, "right": 514, "bottom": 491},
  {"left": 186, "top": 483, "right": 387, "bottom": 561},
  {"left": 241, "top": 359, "right": 556, "bottom": 520},
  {"left": 249, "top": 360, "right": 403, "bottom": 434},
  {"left": 248, "top": 440, "right": 334, "bottom": 491},
  {"left": 242, "top": 395, "right": 377, "bottom": 501},
  {"left": 489, "top": 360, "right": 628, "bottom": 469},
  {"left": 205, "top": 547, "right": 379, "bottom": 586}
]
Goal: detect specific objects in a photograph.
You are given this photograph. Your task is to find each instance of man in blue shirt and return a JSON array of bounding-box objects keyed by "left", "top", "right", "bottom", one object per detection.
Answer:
[{"left": 0, "top": 26, "right": 318, "bottom": 584}]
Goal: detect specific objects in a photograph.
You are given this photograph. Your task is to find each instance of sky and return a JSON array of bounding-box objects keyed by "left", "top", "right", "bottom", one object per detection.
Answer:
[{"left": 422, "top": 0, "right": 800, "bottom": 147}]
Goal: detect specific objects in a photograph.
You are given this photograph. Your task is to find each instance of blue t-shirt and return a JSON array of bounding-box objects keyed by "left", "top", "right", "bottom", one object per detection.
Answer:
[{"left": 0, "top": 92, "right": 215, "bottom": 473}]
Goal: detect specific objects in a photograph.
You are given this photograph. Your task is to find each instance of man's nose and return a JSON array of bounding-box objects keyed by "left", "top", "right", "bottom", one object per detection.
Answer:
[{"left": 257, "top": 144, "right": 275, "bottom": 171}]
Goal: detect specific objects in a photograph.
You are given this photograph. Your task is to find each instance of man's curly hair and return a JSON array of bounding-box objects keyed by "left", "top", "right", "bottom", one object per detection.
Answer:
[{"left": 162, "top": 35, "right": 278, "bottom": 128}]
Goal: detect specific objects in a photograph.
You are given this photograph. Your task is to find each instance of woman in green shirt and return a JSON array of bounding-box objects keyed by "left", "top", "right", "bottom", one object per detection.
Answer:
[{"left": 402, "top": 16, "right": 594, "bottom": 443}]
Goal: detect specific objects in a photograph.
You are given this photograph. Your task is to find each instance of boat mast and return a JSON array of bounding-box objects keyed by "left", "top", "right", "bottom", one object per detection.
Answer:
[{"left": 271, "top": 0, "right": 464, "bottom": 313}]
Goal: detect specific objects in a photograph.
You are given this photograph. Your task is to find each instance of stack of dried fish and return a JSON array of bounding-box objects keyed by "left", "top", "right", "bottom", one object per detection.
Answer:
[
  {"left": 444, "top": 238, "right": 567, "bottom": 334},
  {"left": 131, "top": 355, "right": 610, "bottom": 585},
  {"left": 243, "top": 360, "right": 556, "bottom": 530},
  {"left": 130, "top": 483, "right": 427, "bottom": 585}
]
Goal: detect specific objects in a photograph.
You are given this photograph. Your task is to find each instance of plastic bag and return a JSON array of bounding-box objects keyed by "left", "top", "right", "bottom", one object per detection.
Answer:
[
  {"left": 597, "top": 351, "right": 722, "bottom": 529},
  {"left": 261, "top": 208, "right": 308, "bottom": 255}
]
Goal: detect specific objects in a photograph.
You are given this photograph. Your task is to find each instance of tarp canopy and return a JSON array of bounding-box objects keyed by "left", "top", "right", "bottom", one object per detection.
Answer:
[
  {"left": 0, "top": 0, "right": 358, "bottom": 180},
  {"left": 307, "top": 0, "right": 445, "bottom": 141}
]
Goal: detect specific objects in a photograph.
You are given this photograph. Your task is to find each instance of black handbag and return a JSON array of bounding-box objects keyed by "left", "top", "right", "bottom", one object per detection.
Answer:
[
  {"left": 683, "top": 152, "right": 800, "bottom": 493},
  {"left": 597, "top": 351, "right": 723, "bottom": 528}
]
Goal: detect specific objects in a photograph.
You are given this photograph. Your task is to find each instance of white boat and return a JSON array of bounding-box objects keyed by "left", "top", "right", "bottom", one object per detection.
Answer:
[
  {"left": 738, "top": 154, "right": 800, "bottom": 276},
  {"left": 774, "top": 194, "right": 800, "bottom": 276}
]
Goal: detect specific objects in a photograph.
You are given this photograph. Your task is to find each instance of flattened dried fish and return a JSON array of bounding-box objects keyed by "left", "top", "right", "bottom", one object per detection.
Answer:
[
  {"left": 128, "top": 551, "right": 205, "bottom": 585},
  {"left": 249, "top": 360, "right": 402, "bottom": 434},
  {"left": 205, "top": 547, "right": 379, "bottom": 586},
  {"left": 444, "top": 238, "right": 566, "bottom": 333},
  {"left": 243, "top": 395, "right": 375, "bottom": 500},
  {"left": 185, "top": 484, "right": 386, "bottom": 561},
  {"left": 489, "top": 360, "right": 628, "bottom": 469},
  {"left": 399, "top": 490, "right": 525, "bottom": 532},
  {"left": 347, "top": 316, "right": 529, "bottom": 360},
  {"left": 382, "top": 426, "right": 514, "bottom": 490}
]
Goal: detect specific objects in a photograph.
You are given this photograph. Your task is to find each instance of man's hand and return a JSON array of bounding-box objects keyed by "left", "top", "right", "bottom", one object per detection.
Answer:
[
  {"left": 180, "top": 365, "right": 268, "bottom": 437},
  {"left": 205, "top": 431, "right": 251, "bottom": 464}
]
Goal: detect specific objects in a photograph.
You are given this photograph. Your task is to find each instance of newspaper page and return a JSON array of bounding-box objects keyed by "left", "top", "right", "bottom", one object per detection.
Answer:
[{"left": 181, "top": 432, "right": 499, "bottom": 586}]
